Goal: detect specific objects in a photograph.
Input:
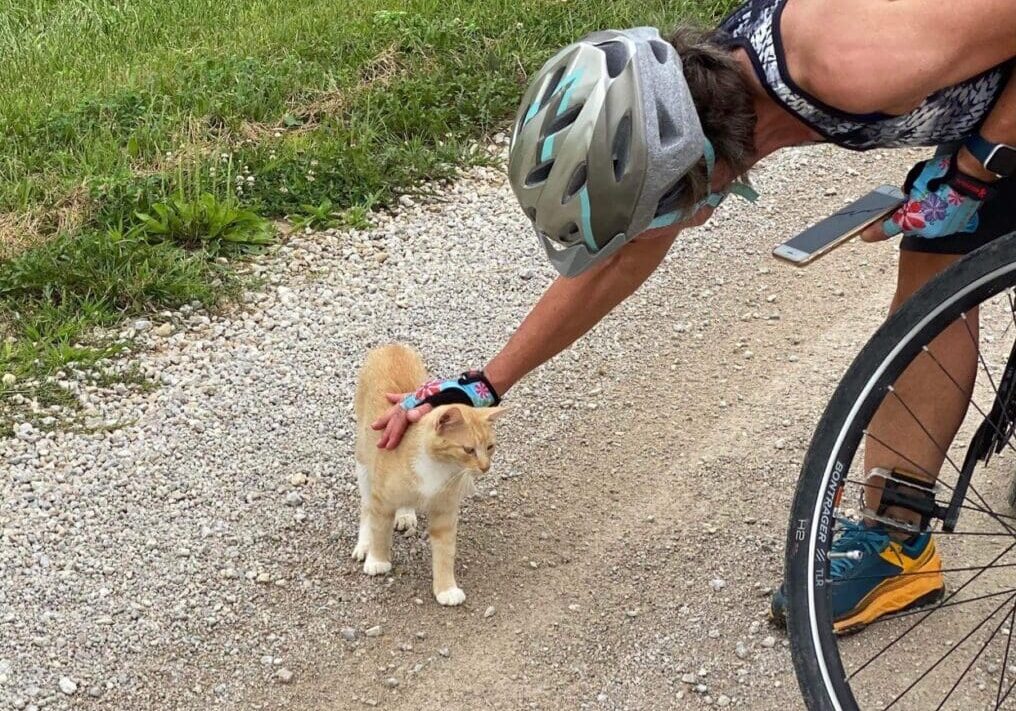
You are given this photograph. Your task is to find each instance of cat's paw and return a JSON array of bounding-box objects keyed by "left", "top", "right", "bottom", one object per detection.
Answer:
[
  {"left": 435, "top": 586, "right": 466, "bottom": 606},
  {"left": 394, "top": 509, "right": 417, "bottom": 533},
  {"left": 351, "top": 540, "right": 369, "bottom": 562},
  {"left": 363, "top": 557, "right": 392, "bottom": 576}
]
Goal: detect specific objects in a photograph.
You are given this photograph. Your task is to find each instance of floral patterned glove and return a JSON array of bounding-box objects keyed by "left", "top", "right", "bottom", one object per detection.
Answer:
[
  {"left": 883, "top": 153, "right": 996, "bottom": 239},
  {"left": 400, "top": 370, "right": 501, "bottom": 410}
]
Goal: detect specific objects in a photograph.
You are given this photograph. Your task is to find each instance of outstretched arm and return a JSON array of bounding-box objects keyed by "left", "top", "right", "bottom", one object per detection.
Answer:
[
  {"left": 482, "top": 228, "right": 677, "bottom": 395},
  {"left": 370, "top": 214, "right": 707, "bottom": 448}
]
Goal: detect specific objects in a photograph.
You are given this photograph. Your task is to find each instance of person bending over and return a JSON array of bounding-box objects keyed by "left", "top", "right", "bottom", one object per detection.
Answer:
[{"left": 373, "top": 0, "right": 1016, "bottom": 630}]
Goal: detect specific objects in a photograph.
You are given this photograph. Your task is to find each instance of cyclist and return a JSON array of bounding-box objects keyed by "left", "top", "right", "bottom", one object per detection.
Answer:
[{"left": 372, "top": 0, "right": 1016, "bottom": 631}]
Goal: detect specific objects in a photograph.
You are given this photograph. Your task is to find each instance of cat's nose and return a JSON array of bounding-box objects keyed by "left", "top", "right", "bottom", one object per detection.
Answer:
[{"left": 478, "top": 460, "right": 490, "bottom": 473}]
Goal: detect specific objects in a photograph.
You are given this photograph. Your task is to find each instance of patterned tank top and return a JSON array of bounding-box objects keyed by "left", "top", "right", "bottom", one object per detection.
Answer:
[{"left": 719, "top": 0, "right": 1012, "bottom": 150}]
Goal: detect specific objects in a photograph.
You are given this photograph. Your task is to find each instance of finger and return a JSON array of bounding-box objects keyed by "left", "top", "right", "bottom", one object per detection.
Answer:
[
  {"left": 881, "top": 214, "right": 903, "bottom": 239},
  {"left": 378, "top": 419, "right": 398, "bottom": 448},
  {"left": 406, "top": 403, "right": 433, "bottom": 423},
  {"left": 384, "top": 418, "right": 406, "bottom": 450},
  {"left": 858, "top": 220, "right": 887, "bottom": 243},
  {"left": 385, "top": 392, "right": 406, "bottom": 404},
  {"left": 380, "top": 410, "right": 409, "bottom": 449},
  {"left": 371, "top": 407, "right": 394, "bottom": 431}
]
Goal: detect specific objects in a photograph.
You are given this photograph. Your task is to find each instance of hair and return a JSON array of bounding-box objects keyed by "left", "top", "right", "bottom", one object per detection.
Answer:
[{"left": 667, "top": 24, "right": 757, "bottom": 208}]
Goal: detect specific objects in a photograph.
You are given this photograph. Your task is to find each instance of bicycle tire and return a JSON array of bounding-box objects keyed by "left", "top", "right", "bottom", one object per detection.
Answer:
[{"left": 786, "top": 230, "right": 1016, "bottom": 710}]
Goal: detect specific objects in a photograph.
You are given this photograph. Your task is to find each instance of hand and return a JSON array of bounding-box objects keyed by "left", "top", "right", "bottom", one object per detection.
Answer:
[
  {"left": 370, "top": 370, "right": 500, "bottom": 449},
  {"left": 371, "top": 393, "right": 433, "bottom": 450},
  {"left": 860, "top": 153, "right": 995, "bottom": 243}
]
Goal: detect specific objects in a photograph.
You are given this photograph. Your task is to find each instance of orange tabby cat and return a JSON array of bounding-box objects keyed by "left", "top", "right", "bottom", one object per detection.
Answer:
[{"left": 353, "top": 344, "right": 504, "bottom": 606}]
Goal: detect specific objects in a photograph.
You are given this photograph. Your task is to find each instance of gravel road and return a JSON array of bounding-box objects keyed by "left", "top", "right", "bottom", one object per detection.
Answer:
[{"left": 0, "top": 142, "right": 930, "bottom": 710}]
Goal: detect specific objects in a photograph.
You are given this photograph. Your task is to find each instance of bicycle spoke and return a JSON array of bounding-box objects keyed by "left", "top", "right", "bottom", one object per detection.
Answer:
[
  {"left": 859, "top": 587, "right": 1016, "bottom": 627},
  {"left": 882, "top": 590, "right": 1016, "bottom": 709},
  {"left": 851, "top": 432, "right": 1016, "bottom": 537},
  {"left": 922, "top": 344, "right": 1016, "bottom": 460},
  {"left": 996, "top": 597, "right": 1016, "bottom": 707},
  {"left": 827, "top": 559, "right": 1016, "bottom": 585},
  {"left": 887, "top": 386, "right": 965, "bottom": 478},
  {"left": 962, "top": 311, "right": 1001, "bottom": 398},
  {"left": 868, "top": 398, "right": 1016, "bottom": 538},
  {"left": 840, "top": 478, "right": 1016, "bottom": 534},
  {"left": 849, "top": 540, "right": 1016, "bottom": 679},
  {"left": 933, "top": 593, "right": 1014, "bottom": 710}
]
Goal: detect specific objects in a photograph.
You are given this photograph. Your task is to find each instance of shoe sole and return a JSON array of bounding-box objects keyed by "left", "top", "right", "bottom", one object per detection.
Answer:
[
  {"left": 833, "top": 561, "right": 945, "bottom": 636},
  {"left": 772, "top": 546, "right": 945, "bottom": 635}
]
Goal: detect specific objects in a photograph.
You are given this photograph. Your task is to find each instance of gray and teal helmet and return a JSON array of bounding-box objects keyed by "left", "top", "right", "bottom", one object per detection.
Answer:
[{"left": 508, "top": 27, "right": 707, "bottom": 277}]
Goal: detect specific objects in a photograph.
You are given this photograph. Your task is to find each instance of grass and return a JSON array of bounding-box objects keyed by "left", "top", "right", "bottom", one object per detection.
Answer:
[{"left": 0, "top": 0, "right": 737, "bottom": 431}]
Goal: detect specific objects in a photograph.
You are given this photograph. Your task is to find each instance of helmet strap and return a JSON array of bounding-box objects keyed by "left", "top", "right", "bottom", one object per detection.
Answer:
[{"left": 701, "top": 137, "right": 759, "bottom": 209}]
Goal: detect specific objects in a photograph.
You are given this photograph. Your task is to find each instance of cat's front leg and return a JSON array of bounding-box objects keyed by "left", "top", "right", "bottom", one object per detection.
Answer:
[
  {"left": 429, "top": 508, "right": 464, "bottom": 606},
  {"left": 364, "top": 501, "right": 395, "bottom": 576},
  {"left": 351, "top": 462, "right": 371, "bottom": 561}
]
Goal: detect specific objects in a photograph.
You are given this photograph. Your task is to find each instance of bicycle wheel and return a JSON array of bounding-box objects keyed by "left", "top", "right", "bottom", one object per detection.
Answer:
[{"left": 787, "top": 231, "right": 1016, "bottom": 710}]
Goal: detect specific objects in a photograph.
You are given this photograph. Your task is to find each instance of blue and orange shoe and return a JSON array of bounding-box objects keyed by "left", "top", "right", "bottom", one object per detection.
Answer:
[{"left": 771, "top": 519, "right": 945, "bottom": 634}]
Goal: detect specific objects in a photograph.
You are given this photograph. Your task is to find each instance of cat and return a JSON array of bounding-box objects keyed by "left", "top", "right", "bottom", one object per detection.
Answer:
[{"left": 352, "top": 344, "right": 504, "bottom": 606}]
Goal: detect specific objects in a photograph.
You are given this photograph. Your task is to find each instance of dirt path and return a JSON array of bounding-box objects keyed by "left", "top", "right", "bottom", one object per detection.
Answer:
[
  {"left": 262, "top": 149, "right": 923, "bottom": 710},
  {"left": 2, "top": 145, "right": 934, "bottom": 711}
]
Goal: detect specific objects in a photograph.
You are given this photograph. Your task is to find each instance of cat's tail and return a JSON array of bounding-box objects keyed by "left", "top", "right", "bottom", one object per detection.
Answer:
[{"left": 354, "top": 344, "right": 429, "bottom": 423}]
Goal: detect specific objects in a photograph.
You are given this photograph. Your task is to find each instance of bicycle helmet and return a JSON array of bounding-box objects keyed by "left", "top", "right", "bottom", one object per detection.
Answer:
[{"left": 508, "top": 27, "right": 707, "bottom": 277}]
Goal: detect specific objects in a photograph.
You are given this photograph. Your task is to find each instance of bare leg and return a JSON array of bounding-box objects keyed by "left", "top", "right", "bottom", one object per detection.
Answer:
[
  {"left": 429, "top": 508, "right": 464, "bottom": 606},
  {"left": 864, "top": 250, "right": 979, "bottom": 525},
  {"left": 364, "top": 501, "right": 395, "bottom": 576}
]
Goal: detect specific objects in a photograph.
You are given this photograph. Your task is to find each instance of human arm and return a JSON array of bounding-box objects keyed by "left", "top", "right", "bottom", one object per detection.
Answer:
[
  {"left": 482, "top": 228, "right": 682, "bottom": 395},
  {"left": 370, "top": 217, "right": 698, "bottom": 448},
  {"left": 861, "top": 69, "right": 1016, "bottom": 242},
  {"left": 956, "top": 69, "right": 1016, "bottom": 182}
]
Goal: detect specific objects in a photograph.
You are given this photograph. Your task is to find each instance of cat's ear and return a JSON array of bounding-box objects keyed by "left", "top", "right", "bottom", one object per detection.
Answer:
[
  {"left": 483, "top": 406, "right": 507, "bottom": 422},
  {"left": 436, "top": 406, "right": 464, "bottom": 433}
]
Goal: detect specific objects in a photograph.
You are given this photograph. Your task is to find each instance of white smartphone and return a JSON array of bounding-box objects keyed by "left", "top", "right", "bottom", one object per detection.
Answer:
[{"left": 772, "top": 185, "right": 906, "bottom": 266}]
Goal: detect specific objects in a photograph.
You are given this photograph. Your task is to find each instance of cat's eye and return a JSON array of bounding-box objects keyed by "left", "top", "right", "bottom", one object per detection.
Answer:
[
  {"left": 487, "top": 444, "right": 495, "bottom": 452},
  {"left": 463, "top": 447, "right": 475, "bottom": 455}
]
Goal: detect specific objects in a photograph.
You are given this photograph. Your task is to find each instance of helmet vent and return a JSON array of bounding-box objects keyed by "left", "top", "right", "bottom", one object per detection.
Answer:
[
  {"left": 656, "top": 100, "right": 679, "bottom": 146},
  {"left": 595, "top": 41, "right": 629, "bottom": 79},
  {"left": 560, "top": 222, "right": 581, "bottom": 244},
  {"left": 650, "top": 40, "right": 671, "bottom": 65},
  {"left": 611, "top": 113, "right": 632, "bottom": 182},
  {"left": 539, "top": 66, "right": 567, "bottom": 110},
  {"left": 563, "top": 163, "right": 587, "bottom": 203},
  {"left": 546, "top": 104, "right": 583, "bottom": 137},
  {"left": 525, "top": 159, "right": 555, "bottom": 187},
  {"left": 655, "top": 178, "right": 685, "bottom": 218}
]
